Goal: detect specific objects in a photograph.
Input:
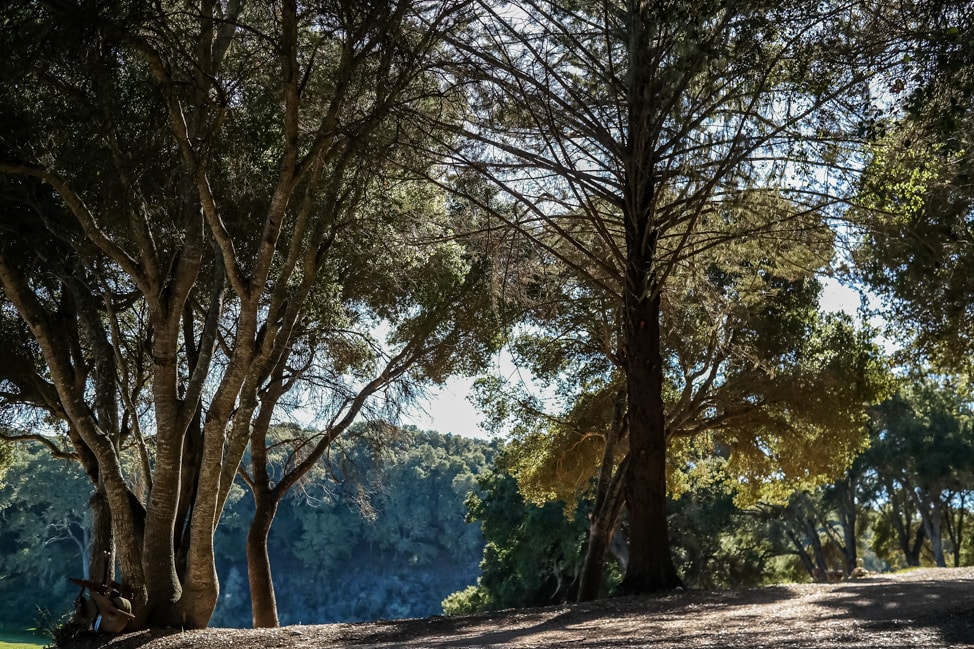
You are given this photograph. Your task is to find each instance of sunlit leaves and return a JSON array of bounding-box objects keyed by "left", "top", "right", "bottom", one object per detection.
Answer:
[{"left": 852, "top": 3, "right": 974, "bottom": 370}]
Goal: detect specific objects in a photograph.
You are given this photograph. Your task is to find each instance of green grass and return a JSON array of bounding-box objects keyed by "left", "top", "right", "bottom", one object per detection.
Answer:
[{"left": 0, "top": 630, "right": 46, "bottom": 649}]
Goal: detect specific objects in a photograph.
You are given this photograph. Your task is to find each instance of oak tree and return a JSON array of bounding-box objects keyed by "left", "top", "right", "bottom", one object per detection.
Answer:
[{"left": 0, "top": 0, "right": 476, "bottom": 629}]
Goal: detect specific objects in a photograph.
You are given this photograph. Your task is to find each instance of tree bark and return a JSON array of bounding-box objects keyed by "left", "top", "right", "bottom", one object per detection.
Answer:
[
  {"left": 786, "top": 529, "right": 819, "bottom": 581},
  {"left": 246, "top": 493, "right": 281, "bottom": 628},
  {"left": 88, "top": 488, "right": 114, "bottom": 581},
  {"left": 613, "top": 0, "right": 683, "bottom": 595},
  {"left": 577, "top": 479, "right": 626, "bottom": 601},
  {"left": 578, "top": 390, "right": 628, "bottom": 602},
  {"left": 913, "top": 490, "right": 947, "bottom": 568},
  {"left": 805, "top": 518, "right": 831, "bottom": 581},
  {"left": 617, "top": 291, "right": 682, "bottom": 593}
]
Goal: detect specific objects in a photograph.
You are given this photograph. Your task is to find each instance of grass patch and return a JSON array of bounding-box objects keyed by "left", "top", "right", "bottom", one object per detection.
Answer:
[{"left": 0, "top": 629, "right": 46, "bottom": 649}]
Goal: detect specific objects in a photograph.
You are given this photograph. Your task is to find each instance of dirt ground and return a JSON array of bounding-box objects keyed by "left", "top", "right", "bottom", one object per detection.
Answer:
[{"left": 68, "top": 567, "right": 974, "bottom": 649}]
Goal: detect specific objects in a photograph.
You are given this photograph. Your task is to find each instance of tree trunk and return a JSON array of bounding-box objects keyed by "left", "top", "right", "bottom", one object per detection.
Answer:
[
  {"left": 578, "top": 479, "right": 626, "bottom": 601},
  {"left": 906, "top": 526, "right": 925, "bottom": 567},
  {"left": 942, "top": 492, "right": 966, "bottom": 568},
  {"left": 618, "top": 292, "right": 682, "bottom": 593},
  {"left": 926, "top": 513, "right": 947, "bottom": 568},
  {"left": 835, "top": 477, "right": 859, "bottom": 575},
  {"left": 615, "top": 0, "right": 682, "bottom": 595},
  {"left": 578, "top": 392, "right": 628, "bottom": 602},
  {"left": 88, "top": 488, "right": 114, "bottom": 581},
  {"left": 955, "top": 499, "right": 965, "bottom": 568},
  {"left": 806, "top": 520, "right": 830, "bottom": 581},
  {"left": 884, "top": 478, "right": 923, "bottom": 568},
  {"left": 842, "top": 510, "right": 858, "bottom": 575},
  {"left": 246, "top": 493, "right": 281, "bottom": 628},
  {"left": 913, "top": 492, "right": 947, "bottom": 568},
  {"left": 786, "top": 529, "right": 819, "bottom": 581}
]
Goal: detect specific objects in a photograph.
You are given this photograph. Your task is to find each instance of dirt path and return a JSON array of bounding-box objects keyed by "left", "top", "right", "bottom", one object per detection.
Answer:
[{"left": 70, "top": 567, "right": 974, "bottom": 649}]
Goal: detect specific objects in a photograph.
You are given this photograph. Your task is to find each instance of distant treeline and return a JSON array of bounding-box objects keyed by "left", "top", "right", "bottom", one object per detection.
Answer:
[{"left": 0, "top": 427, "right": 497, "bottom": 629}]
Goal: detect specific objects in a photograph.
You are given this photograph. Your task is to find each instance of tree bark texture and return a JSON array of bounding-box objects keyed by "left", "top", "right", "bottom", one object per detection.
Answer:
[
  {"left": 246, "top": 494, "right": 282, "bottom": 628},
  {"left": 617, "top": 289, "right": 683, "bottom": 593}
]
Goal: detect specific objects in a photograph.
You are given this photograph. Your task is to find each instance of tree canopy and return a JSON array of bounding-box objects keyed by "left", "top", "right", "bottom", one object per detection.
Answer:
[
  {"left": 444, "top": 0, "right": 898, "bottom": 597},
  {"left": 0, "top": 0, "right": 496, "bottom": 629},
  {"left": 1, "top": 0, "right": 969, "bottom": 633},
  {"left": 852, "top": 2, "right": 974, "bottom": 369}
]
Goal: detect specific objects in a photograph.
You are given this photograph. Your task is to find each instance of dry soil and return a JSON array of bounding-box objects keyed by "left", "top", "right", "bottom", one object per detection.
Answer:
[{"left": 67, "top": 566, "right": 974, "bottom": 649}]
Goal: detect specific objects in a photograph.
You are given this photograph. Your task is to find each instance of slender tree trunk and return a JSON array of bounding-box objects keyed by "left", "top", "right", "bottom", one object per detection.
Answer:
[
  {"left": 884, "top": 478, "right": 923, "bottom": 568},
  {"left": 578, "top": 392, "right": 628, "bottom": 601},
  {"left": 954, "top": 494, "right": 965, "bottom": 568},
  {"left": 907, "top": 526, "right": 925, "bottom": 567},
  {"left": 578, "top": 482, "right": 626, "bottom": 601},
  {"left": 943, "top": 493, "right": 966, "bottom": 568},
  {"left": 806, "top": 520, "right": 830, "bottom": 580},
  {"left": 246, "top": 493, "right": 281, "bottom": 628},
  {"left": 578, "top": 510, "right": 614, "bottom": 601},
  {"left": 842, "top": 511, "right": 858, "bottom": 575},
  {"left": 835, "top": 478, "right": 859, "bottom": 575},
  {"left": 785, "top": 529, "right": 819, "bottom": 581}
]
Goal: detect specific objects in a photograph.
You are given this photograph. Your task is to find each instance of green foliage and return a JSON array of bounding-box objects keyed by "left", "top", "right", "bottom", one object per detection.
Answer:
[
  {"left": 0, "top": 443, "right": 92, "bottom": 630},
  {"left": 0, "top": 428, "right": 494, "bottom": 629},
  {"left": 209, "top": 427, "right": 496, "bottom": 627},
  {"left": 475, "top": 218, "right": 892, "bottom": 510},
  {"left": 1, "top": 0, "right": 490, "bottom": 628},
  {"left": 443, "top": 464, "right": 592, "bottom": 614},
  {"left": 667, "top": 455, "right": 779, "bottom": 589},
  {"left": 861, "top": 378, "right": 974, "bottom": 567},
  {"left": 0, "top": 442, "right": 11, "bottom": 487},
  {"left": 852, "top": 8, "right": 974, "bottom": 369}
]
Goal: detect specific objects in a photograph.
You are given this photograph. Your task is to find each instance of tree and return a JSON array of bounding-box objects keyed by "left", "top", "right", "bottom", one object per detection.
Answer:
[
  {"left": 215, "top": 425, "right": 494, "bottom": 627},
  {"left": 0, "top": 442, "right": 93, "bottom": 626},
  {"left": 864, "top": 380, "right": 974, "bottom": 568},
  {"left": 0, "top": 441, "right": 10, "bottom": 487},
  {"left": 446, "top": 0, "right": 895, "bottom": 595},
  {"left": 851, "top": 1, "right": 974, "bottom": 363},
  {"left": 666, "top": 454, "right": 777, "bottom": 589},
  {"left": 473, "top": 229, "right": 890, "bottom": 597},
  {"left": 442, "top": 464, "right": 592, "bottom": 614},
  {"left": 0, "top": 0, "right": 478, "bottom": 629},
  {"left": 236, "top": 235, "right": 498, "bottom": 627}
]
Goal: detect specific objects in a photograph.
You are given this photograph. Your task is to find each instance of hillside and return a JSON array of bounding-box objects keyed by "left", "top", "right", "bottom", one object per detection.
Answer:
[{"left": 68, "top": 567, "right": 974, "bottom": 649}]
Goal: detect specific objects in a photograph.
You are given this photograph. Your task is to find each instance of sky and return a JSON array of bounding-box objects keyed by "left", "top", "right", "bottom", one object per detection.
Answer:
[{"left": 401, "top": 277, "right": 868, "bottom": 438}]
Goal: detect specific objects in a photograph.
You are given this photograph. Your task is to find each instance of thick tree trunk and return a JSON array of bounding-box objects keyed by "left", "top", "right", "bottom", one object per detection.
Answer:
[
  {"left": 88, "top": 488, "right": 114, "bottom": 580},
  {"left": 617, "top": 291, "right": 682, "bottom": 594},
  {"left": 246, "top": 494, "right": 281, "bottom": 628},
  {"left": 925, "top": 513, "right": 947, "bottom": 568}
]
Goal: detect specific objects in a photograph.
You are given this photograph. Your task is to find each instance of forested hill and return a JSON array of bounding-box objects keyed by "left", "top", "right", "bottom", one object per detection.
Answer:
[{"left": 0, "top": 427, "right": 498, "bottom": 630}]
